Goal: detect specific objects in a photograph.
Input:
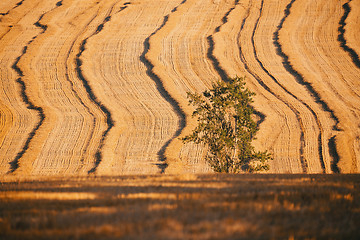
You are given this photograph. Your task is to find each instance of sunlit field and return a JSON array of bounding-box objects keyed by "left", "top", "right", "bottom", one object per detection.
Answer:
[
  {"left": 1, "top": 0, "right": 360, "bottom": 176},
  {"left": 1, "top": 174, "right": 359, "bottom": 239},
  {"left": 1, "top": 0, "right": 360, "bottom": 238}
]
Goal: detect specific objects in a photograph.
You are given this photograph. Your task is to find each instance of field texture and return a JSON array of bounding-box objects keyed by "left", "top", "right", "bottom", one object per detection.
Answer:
[
  {"left": 1, "top": 0, "right": 360, "bottom": 176},
  {"left": 0, "top": 174, "right": 360, "bottom": 239}
]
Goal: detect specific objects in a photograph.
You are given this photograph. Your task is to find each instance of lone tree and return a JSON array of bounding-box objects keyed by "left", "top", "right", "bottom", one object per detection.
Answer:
[{"left": 183, "top": 76, "right": 271, "bottom": 173}]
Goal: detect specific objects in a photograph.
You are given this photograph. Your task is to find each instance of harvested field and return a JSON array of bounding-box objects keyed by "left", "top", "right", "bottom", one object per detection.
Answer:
[
  {"left": 1, "top": 0, "right": 360, "bottom": 175},
  {"left": 0, "top": 174, "right": 360, "bottom": 239},
  {"left": 2, "top": 1, "right": 360, "bottom": 238}
]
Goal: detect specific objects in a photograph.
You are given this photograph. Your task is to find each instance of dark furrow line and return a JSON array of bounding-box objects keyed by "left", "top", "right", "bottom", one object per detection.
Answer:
[
  {"left": 171, "top": 0, "right": 186, "bottom": 13},
  {"left": 236, "top": 0, "right": 308, "bottom": 172},
  {"left": 209, "top": 0, "right": 266, "bottom": 130},
  {"left": 274, "top": 1, "right": 341, "bottom": 129},
  {"left": 8, "top": 3, "right": 61, "bottom": 173},
  {"left": 64, "top": 13, "right": 98, "bottom": 166},
  {"left": 140, "top": 0, "right": 187, "bottom": 173},
  {"left": 0, "top": 1, "right": 40, "bottom": 41},
  {"left": 0, "top": 0, "right": 25, "bottom": 17},
  {"left": 8, "top": 78, "right": 45, "bottom": 173},
  {"left": 34, "top": 14, "right": 47, "bottom": 31},
  {"left": 75, "top": 4, "right": 121, "bottom": 174},
  {"left": 328, "top": 136, "right": 340, "bottom": 173},
  {"left": 254, "top": 0, "right": 310, "bottom": 173},
  {"left": 207, "top": 1, "right": 241, "bottom": 82},
  {"left": 206, "top": 36, "right": 228, "bottom": 82},
  {"left": 273, "top": 0, "right": 343, "bottom": 173},
  {"left": 337, "top": 0, "right": 358, "bottom": 173},
  {"left": 214, "top": 0, "right": 239, "bottom": 33},
  {"left": 338, "top": 0, "right": 360, "bottom": 70}
]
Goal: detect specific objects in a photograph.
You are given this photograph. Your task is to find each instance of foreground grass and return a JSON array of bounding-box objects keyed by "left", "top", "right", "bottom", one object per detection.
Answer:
[{"left": 0, "top": 174, "right": 359, "bottom": 239}]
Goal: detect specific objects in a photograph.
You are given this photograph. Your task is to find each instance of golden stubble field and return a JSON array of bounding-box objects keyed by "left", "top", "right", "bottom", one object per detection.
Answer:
[
  {"left": 1, "top": 0, "right": 360, "bottom": 176},
  {"left": 1, "top": 0, "right": 360, "bottom": 238}
]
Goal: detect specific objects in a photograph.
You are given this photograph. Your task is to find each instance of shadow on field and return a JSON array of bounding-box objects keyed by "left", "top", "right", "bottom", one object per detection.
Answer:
[{"left": 0, "top": 174, "right": 359, "bottom": 239}]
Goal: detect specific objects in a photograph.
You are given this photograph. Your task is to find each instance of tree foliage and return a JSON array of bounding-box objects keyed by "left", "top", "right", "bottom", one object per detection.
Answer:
[{"left": 183, "top": 76, "right": 271, "bottom": 173}]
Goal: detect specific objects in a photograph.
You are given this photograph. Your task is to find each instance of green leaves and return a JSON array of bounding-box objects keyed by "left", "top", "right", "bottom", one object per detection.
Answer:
[{"left": 183, "top": 76, "right": 271, "bottom": 173}]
